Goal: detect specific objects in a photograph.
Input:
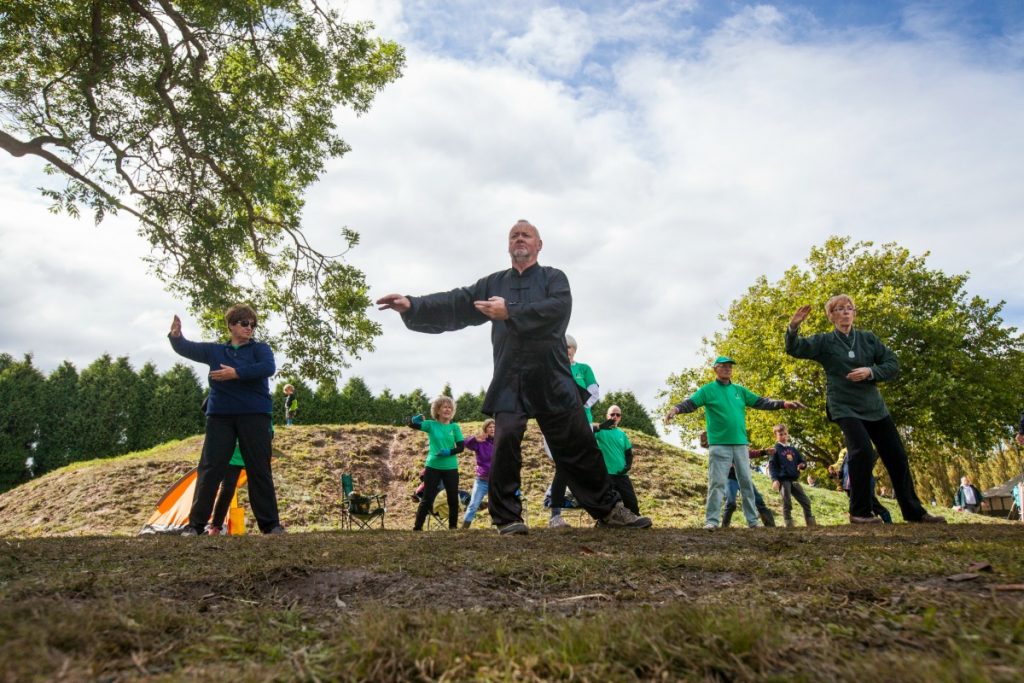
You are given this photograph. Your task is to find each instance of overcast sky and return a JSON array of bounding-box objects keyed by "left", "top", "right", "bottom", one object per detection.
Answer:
[{"left": 2, "top": 0, "right": 1022, "bottom": 442}]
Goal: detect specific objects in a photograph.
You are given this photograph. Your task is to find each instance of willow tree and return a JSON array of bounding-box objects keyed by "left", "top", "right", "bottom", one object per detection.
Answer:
[
  {"left": 662, "top": 237, "right": 1024, "bottom": 466},
  {"left": 0, "top": 1, "right": 404, "bottom": 380}
]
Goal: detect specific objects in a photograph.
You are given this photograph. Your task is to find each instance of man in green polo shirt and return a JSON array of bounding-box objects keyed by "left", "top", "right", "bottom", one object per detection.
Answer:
[
  {"left": 665, "top": 356, "right": 806, "bottom": 529},
  {"left": 594, "top": 404, "right": 640, "bottom": 515}
]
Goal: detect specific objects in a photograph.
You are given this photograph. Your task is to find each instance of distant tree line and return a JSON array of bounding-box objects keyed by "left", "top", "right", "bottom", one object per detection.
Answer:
[{"left": 1, "top": 352, "right": 658, "bottom": 492}]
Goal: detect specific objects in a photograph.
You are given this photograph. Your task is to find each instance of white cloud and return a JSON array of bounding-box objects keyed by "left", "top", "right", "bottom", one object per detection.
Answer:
[
  {"left": 504, "top": 6, "right": 595, "bottom": 78},
  {"left": 2, "top": 2, "right": 1022, "bottom": 444}
]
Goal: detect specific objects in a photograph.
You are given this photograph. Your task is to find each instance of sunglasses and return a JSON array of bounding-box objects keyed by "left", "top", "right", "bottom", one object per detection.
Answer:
[
  {"left": 233, "top": 320, "right": 257, "bottom": 329},
  {"left": 610, "top": 413, "right": 622, "bottom": 417}
]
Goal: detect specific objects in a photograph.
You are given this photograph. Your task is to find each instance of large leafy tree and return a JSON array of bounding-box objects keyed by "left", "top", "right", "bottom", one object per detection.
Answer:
[
  {"left": 0, "top": 1, "right": 404, "bottom": 380},
  {"left": 662, "top": 237, "right": 1024, "bottom": 466}
]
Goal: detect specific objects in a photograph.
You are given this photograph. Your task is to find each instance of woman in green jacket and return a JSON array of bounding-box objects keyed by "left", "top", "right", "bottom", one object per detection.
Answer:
[{"left": 786, "top": 294, "right": 944, "bottom": 525}]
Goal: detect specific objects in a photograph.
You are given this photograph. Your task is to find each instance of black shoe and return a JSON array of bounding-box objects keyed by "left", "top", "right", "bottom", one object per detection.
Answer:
[
  {"left": 910, "top": 514, "right": 947, "bottom": 524},
  {"left": 498, "top": 521, "right": 528, "bottom": 535},
  {"left": 849, "top": 514, "right": 883, "bottom": 525},
  {"left": 267, "top": 525, "right": 287, "bottom": 535}
]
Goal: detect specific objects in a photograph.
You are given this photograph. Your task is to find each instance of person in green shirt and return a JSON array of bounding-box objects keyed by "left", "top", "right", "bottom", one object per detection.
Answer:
[
  {"left": 665, "top": 356, "right": 805, "bottom": 529},
  {"left": 594, "top": 404, "right": 640, "bottom": 515},
  {"left": 408, "top": 395, "right": 465, "bottom": 530},
  {"left": 547, "top": 333, "right": 600, "bottom": 528},
  {"left": 786, "top": 295, "right": 946, "bottom": 524}
]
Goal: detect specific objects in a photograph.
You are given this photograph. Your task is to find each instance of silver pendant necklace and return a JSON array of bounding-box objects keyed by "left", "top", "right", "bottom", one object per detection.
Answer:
[{"left": 834, "top": 329, "right": 856, "bottom": 358}]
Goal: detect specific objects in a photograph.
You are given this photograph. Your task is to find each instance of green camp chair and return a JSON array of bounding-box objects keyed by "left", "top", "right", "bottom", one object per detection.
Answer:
[{"left": 341, "top": 473, "right": 386, "bottom": 530}]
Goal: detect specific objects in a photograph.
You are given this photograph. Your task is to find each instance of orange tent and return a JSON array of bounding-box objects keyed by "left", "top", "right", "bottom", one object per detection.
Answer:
[{"left": 139, "top": 468, "right": 248, "bottom": 535}]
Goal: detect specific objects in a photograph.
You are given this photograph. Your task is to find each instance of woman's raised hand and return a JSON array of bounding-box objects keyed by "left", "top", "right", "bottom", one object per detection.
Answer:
[{"left": 789, "top": 305, "right": 811, "bottom": 329}]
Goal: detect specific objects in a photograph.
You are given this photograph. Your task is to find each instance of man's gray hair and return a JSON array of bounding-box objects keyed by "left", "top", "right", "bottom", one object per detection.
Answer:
[
  {"left": 565, "top": 334, "right": 577, "bottom": 350},
  {"left": 513, "top": 219, "right": 540, "bottom": 238}
]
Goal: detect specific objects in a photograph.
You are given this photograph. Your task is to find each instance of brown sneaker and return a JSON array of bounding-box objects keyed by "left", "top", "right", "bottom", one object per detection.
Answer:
[
  {"left": 601, "top": 502, "right": 652, "bottom": 529},
  {"left": 911, "top": 514, "right": 947, "bottom": 524},
  {"left": 849, "top": 514, "right": 883, "bottom": 525}
]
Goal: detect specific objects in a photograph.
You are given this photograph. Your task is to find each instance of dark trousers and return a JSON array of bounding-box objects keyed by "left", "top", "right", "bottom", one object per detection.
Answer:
[
  {"left": 836, "top": 415, "right": 926, "bottom": 521},
  {"left": 414, "top": 467, "right": 459, "bottom": 530},
  {"left": 778, "top": 480, "right": 812, "bottom": 521},
  {"left": 189, "top": 414, "right": 280, "bottom": 534},
  {"left": 489, "top": 407, "right": 619, "bottom": 526},
  {"left": 610, "top": 474, "right": 639, "bottom": 515},
  {"left": 211, "top": 465, "right": 244, "bottom": 528},
  {"left": 548, "top": 468, "right": 578, "bottom": 512}
]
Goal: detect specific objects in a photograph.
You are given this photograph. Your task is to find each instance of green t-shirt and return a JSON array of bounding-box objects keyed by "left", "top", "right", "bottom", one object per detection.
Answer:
[
  {"left": 595, "top": 427, "right": 632, "bottom": 475},
  {"left": 421, "top": 420, "right": 464, "bottom": 470},
  {"left": 571, "top": 361, "right": 598, "bottom": 422},
  {"left": 689, "top": 381, "right": 762, "bottom": 445}
]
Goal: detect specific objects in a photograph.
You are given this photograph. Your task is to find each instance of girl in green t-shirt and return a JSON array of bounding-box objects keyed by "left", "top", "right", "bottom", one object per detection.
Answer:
[{"left": 409, "top": 396, "right": 465, "bottom": 530}]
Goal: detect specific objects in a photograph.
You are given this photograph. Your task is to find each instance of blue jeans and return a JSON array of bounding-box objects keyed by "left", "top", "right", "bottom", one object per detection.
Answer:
[
  {"left": 707, "top": 445, "right": 758, "bottom": 527},
  {"left": 464, "top": 478, "right": 489, "bottom": 523}
]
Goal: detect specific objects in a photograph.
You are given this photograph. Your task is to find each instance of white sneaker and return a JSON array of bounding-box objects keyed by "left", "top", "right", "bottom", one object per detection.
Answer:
[
  {"left": 702, "top": 522, "right": 717, "bottom": 530},
  {"left": 548, "top": 515, "right": 569, "bottom": 529}
]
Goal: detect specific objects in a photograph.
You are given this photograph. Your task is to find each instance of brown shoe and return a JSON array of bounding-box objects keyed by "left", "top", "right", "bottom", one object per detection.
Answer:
[
  {"left": 911, "top": 514, "right": 947, "bottom": 524},
  {"left": 849, "top": 514, "right": 883, "bottom": 525}
]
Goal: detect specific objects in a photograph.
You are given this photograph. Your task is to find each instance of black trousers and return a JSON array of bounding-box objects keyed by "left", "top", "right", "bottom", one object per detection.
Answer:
[
  {"left": 189, "top": 414, "right": 280, "bottom": 534},
  {"left": 414, "top": 467, "right": 459, "bottom": 530},
  {"left": 489, "top": 407, "right": 619, "bottom": 526},
  {"left": 210, "top": 465, "right": 244, "bottom": 529},
  {"left": 610, "top": 474, "right": 639, "bottom": 515},
  {"left": 836, "top": 415, "right": 926, "bottom": 521},
  {"left": 548, "top": 468, "right": 578, "bottom": 511}
]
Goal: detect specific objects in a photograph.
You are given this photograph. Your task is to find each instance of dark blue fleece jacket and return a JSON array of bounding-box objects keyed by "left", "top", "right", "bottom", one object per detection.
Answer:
[{"left": 169, "top": 334, "right": 275, "bottom": 415}]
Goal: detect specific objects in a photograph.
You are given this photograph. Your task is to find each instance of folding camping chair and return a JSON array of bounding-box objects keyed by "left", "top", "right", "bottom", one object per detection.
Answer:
[
  {"left": 543, "top": 487, "right": 586, "bottom": 526},
  {"left": 341, "top": 473, "right": 386, "bottom": 530},
  {"left": 425, "top": 489, "right": 471, "bottom": 529}
]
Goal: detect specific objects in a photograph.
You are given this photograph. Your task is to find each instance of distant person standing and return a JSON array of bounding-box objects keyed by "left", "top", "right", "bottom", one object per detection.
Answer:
[
  {"left": 547, "top": 333, "right": 599, "bottom": 528},
  {"left": 765, "top": 424, "right": 816, "bottom": 527},
  {"left": 408, "top": 396, "right": 464, "bottom": 531},
  {"left": 169, "top": 305, "right": 284, "bottom": 535},
  {"left": 953, "top": 476, "right": 983, "bottom": 513},
  {"left": 786, "top": 296, "right": 946, "bottom": 525},
  {"left": 462, "top": 419, "right": 495, "bottom": 529},
  {"left": 665, "top": 356, "right": 805, "bottom": 529},
  {"left": 208, "top": 442, "right": 245, "bottom": 535},
  {"left": 594, "top": 405, "right": 640, "bottom": 515},
  {"left": 283, "top": 384, "right": 298, "bottom": 426}
]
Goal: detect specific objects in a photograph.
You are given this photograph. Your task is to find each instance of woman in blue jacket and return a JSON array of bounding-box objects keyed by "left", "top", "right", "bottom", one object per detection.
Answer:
[{"left": 169, "top": 304, "right": 284, "bottom": 535}]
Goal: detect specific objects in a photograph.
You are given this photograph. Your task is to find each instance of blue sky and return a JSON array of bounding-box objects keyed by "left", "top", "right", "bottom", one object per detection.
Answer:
[{"left": 2, "top": 1, "right": 1022, "bottom": 441}]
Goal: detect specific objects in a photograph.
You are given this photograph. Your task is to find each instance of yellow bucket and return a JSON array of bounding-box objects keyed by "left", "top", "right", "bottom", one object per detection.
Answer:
[{"left": 228, "top": 506, "right": 246, "bottom": 535}]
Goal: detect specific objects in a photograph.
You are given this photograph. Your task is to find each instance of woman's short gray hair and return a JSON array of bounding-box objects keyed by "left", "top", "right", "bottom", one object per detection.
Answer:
[{"left": 565, "top": 334, "right": 577, "bottom": 350}]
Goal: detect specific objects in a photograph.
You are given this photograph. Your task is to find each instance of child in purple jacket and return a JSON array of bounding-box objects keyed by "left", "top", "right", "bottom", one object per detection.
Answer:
[{"left": 461, "top": 419, "right": 495, "bottom": 529}]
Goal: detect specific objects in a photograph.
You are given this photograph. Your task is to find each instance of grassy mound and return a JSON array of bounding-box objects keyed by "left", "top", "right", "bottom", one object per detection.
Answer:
[{"left": 0, "top": 423, "right": 996, "bottom": 537}]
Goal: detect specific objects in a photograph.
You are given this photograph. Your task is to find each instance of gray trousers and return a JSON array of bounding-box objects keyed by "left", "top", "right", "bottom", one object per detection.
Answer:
[{"left": 778, "top": 480, "right": 813, "bottom": 522}]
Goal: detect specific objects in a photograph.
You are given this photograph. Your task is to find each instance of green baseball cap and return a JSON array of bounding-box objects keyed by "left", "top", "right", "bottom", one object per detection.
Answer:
[{"left": 713, "top": 356, "right": 736, "bottom": 366}]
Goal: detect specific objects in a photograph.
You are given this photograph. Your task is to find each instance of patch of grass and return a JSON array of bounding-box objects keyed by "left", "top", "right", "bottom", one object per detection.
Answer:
[{"left": 1, "top": 526, "right": 1022, "bottom": 681}]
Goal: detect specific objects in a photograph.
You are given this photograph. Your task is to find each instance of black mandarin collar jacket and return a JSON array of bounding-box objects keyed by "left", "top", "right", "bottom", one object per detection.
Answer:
[{"left": 401, "top": 263, "right": 588, "bottom": 416}]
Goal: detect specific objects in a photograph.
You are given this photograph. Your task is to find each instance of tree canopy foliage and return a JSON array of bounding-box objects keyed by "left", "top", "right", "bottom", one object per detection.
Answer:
[
  {"left": 662, "top": 237, "right": 1024, "bottom": 465},
  {"left": 0, "top": 1, "right": 405, "bottom": 381},
  {"left": 593, "top": 390, "right": 658, "bottom": 437}
]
